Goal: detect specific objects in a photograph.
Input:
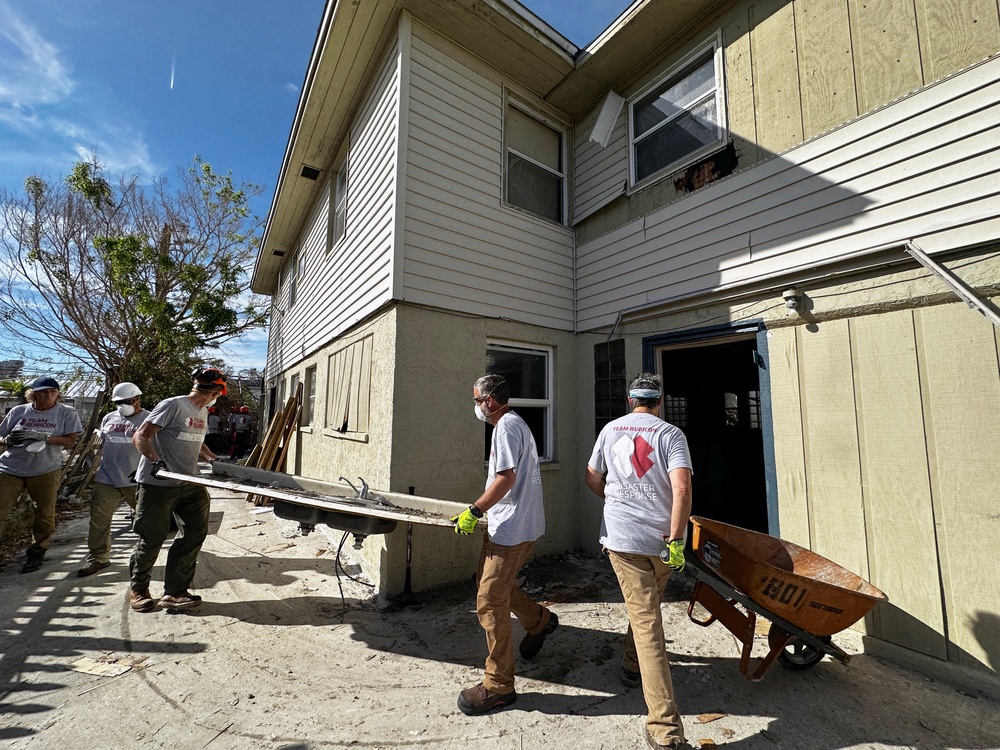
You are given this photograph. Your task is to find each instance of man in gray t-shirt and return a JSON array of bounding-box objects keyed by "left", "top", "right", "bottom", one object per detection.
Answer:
[
  {"left": 0, "top": 377, "right": 82, "bottom": 573},
  {"left": 453, "top": 374, "right": 556, "bottom": 717},
  {"left": 78, "top": 382, "right": 149, "bottom": 577},
  {"left": 585, "top": 373, "right": 693, "bottom": 750},
  {"left": 126, "top": 368, "right": 226, "bottom": 613}
]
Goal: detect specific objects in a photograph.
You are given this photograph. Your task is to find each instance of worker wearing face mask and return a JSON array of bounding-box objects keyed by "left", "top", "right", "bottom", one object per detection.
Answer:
[
  {"left": 78, "top": 382, "right": 150, "bottom": 577},
  {"left": 452, "top": 374, "right": 556, "bottom": 716}
]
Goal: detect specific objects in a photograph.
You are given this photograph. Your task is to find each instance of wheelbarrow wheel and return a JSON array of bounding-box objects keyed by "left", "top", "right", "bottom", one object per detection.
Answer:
[{"left": 767, "top": 623, "right": 831, "bottom": 670}]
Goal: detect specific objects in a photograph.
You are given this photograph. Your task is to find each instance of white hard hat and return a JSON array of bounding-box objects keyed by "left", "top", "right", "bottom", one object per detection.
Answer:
[{"left": 111, "top": 382, "right": 142, "bottom": 402}]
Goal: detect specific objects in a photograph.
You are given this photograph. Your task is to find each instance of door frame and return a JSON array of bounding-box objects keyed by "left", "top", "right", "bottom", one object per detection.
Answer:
[{"left": 641, "top": 320, "right": 779, "bottom": 536}]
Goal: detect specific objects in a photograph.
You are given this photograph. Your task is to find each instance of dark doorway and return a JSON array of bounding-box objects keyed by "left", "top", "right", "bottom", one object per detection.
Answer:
[{"left": 660, "top": 337, "right": 768, "bottom": 533}]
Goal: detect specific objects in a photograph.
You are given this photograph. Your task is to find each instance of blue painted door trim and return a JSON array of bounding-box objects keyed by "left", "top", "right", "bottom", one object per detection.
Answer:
[{"left": 640, "top": 319, "right": 780, "bottom": 537}]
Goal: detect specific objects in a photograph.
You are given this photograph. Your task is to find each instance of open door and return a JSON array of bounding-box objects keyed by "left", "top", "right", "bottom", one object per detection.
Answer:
[{"left": 660, "top": 337, "right": 768, "bottom": 533}]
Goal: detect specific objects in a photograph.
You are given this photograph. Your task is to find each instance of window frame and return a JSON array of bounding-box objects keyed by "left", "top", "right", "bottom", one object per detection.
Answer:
[
  {"left": 330, "top": 162, "right": 348, "bottom": 248},
  {"left": 628, "top": 34, "right": 726, "bottom": 189},
  {"left": 304, "top": 365, "right": 317, "bottom": 427},
  {"left": 288, "top": 248, "right": 304, "bottom": 307},
  {"left": 485, "top": 340, "right": 554, "bottom": 461},
  {"left": 502, "top": 96, "right": 567, "bottom": 226}
]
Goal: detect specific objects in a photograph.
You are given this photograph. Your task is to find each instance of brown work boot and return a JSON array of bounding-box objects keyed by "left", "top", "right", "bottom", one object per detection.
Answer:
[
  {"left": 129, "top": 588, "right": 157, "bottom": 613},
  {"left": 519, "top": 611, "right": 559, "bottom": 659},
  {"left": 78, "top": 560, "right": 111, "bottom": 577},
  {"left": 457, "top": 682, "right": 516, "bottom": 716},
  {"left": 159, "top": 591, "right": 203, "bottom": 610},
  {"left": 644, "top": 728, "right": 692, "bottom": 750}
]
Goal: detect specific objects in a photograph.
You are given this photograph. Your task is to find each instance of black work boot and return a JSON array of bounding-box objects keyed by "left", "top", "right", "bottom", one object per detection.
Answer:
[{"left": 21, "top": 549, "right": 45, "bottom": 573}]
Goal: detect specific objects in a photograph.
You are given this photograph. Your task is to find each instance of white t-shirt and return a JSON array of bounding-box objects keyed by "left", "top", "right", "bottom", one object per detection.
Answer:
[
  {"left": 588, "top": 412, "right": 693, "bottom": 556},
  {"left": 485, "top": 410, "right": 545, "bottom": 546},
  {"left": 95, "top": 409, "right": 149, "bottom": 487}
]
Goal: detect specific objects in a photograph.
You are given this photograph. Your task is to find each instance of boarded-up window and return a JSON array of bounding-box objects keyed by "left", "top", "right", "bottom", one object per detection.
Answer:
[
  {"left": 505, "top": 103, "right": 564, "bottom": 224},
  {"left": 326, "top": 336, "right": 372, "bottom": 435}
]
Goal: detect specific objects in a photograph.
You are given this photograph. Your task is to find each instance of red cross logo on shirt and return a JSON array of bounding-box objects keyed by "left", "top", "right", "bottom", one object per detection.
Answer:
[{"left": 630, "top": 436, "right": 654, "bottom": 478}]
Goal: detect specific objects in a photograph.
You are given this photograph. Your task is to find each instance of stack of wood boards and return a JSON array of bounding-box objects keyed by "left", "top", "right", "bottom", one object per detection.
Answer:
[
  {"left": 58, "top": 391, "right": 107, "bottom": 502},
  {"left": 244, "top": 382, "right": 302, "bottom": 505}
]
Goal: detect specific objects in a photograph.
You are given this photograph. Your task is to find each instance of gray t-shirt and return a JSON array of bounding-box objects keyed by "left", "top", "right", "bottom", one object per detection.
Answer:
[
  {"left": 486, "top": 410, "right": 545, "bottom": 546},
  {"left": 588, "top": 412, "right": 693, "bottom": 556},
  {"left": 135, "top": 396, "right": 207, "bottom": 487},
  {"left": 0, "top": 402, "right": 82, "bottom": 477},
  {"left": 94, "top": 409, "right": 149, "bottom": 487}
]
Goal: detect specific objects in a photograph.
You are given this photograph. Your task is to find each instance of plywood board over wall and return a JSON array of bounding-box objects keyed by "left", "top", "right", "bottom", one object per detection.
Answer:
[
  {"left": 766, "top": 327, "right": 810, "bottom": 544},
  {"left": 793, "top": 0, "right": 859, "bottom": 138},
  {"left": 848, "top": 0, "right": 924, "bottom": 112},
  {"left": 914, "top": 0, "right": 1000, "bottom": 85},
  {"left": 750, "top": 0, "right": 804, "bottom": 154},
  {"left": 915, "top": 301, "right": 1000, "bottom": 674},
  {"left": 850, "top": 310, "right": 945, "bottom": 659},
  {"left": 795, "top": 319, "right": 869, "bottom": 584}
]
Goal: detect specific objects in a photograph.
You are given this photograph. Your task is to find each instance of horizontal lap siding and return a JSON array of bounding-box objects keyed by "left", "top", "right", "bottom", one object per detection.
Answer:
[
  {"left": 268, "top": 40, "right": 401, "bottom": 374},
  {"left": 401, "top": 26, "right": 574, "bottom": 330},
  {"left": 573, "top": 100, "right": 628, "bottom": 221},
  {"left": 576, "top": 57, "right": 1000, "bottom": 330}
]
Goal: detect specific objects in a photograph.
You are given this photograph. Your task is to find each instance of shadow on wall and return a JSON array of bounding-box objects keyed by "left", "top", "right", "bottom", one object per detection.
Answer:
[{"left": 867, "top": 601, "right": 1000, "bottom": 680}]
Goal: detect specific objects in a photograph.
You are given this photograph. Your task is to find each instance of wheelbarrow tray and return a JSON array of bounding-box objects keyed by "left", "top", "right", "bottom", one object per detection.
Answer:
[{"left": 690, "top": 516, "right": 886, "bottom": 636}]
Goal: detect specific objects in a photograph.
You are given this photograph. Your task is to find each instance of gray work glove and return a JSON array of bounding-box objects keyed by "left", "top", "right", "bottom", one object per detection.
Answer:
[{"left": 7, "top": 429, "right": 48, "bottom": 447}]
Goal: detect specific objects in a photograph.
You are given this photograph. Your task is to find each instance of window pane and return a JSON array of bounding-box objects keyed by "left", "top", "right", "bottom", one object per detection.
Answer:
[
  {"left": 507, "top": 106, "right": 560, "bottom": 171},
  {"left": 484, "top": 406, "right": 546, "bottom": 462},
  {"left": 635, "top": 97, "right": 718, "bottom": 182},
  {"left": 635, "top": 56, "right": 715, "bottom": 138},
  {"left": 487, "top": 348, "right": 547, "bottom": 399},
  {"left": 507, "top": 155, "right": 561, "bottom": 222}
]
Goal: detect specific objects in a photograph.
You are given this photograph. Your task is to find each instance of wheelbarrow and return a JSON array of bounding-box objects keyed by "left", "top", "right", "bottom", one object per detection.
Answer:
[{"left": 682, "top": 516, "right": 887, "bottom": 681}]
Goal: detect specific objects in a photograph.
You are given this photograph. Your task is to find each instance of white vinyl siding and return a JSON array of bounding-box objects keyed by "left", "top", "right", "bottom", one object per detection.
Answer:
[
  {"left": 577, "top": 55, "right": 1000, "bottom": 331},
  {"left": 401, "top": 23, "right": 575, "bottom": 331},
  {"left": 573, "top": 98, "right": 628, "bottom": 224},
  {"left": 266, "top": 39, "right": 401, "bottom": 375}
]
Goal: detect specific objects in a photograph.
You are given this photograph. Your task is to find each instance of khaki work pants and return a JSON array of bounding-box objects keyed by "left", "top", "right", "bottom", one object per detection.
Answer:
[
  {"left": 0, "top": 470, "right": 61, "bottom": 551},
  {"left": 86, "top": 482, "right": 137, "bottom": 564},
  {"left": 476, "top": 535, "right": 552, "bottom": 695},
  {"left": 608, "top": 550, "right": 685, "bottom": 746}
]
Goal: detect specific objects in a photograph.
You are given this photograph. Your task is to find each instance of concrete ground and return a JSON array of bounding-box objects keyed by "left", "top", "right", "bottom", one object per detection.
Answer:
[{"left": 2, "top": 486, "right": 999, "bottom": 750}]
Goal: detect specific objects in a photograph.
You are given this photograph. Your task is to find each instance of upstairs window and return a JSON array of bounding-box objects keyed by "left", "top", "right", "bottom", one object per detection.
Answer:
[
  {"left": 330, "top": 164, "right": 348, "bottom": 247},
  {"left": 288, "top": 249, "right": 304, "bottom": 307},
  {"left": 504, "top": 103, "right": 565, "bottom": 224},
  {"left": 631, "top": 42, "right": 724, "bottom": 185}
]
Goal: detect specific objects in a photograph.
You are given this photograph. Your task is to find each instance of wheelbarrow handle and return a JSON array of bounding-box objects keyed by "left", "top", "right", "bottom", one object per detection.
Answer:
[{"left": 687, "top": 595, "right": 717, "bottom": 627}]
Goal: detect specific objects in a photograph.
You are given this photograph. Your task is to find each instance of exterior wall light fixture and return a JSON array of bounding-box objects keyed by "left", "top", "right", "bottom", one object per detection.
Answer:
[{"left": 782, "top": 287, "right": 801, "bottom": 318}]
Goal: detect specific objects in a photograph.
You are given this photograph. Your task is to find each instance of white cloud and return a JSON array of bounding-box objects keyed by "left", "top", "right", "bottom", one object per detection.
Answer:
[
  {"left": 0, "top": 2, "right": 159, "bottom": 184},
  {"left": 284, "top": 82, "right": 300, "bottom": 95},
  {"left": 0, "top": 1, "right": 73, "bottom": 112}
]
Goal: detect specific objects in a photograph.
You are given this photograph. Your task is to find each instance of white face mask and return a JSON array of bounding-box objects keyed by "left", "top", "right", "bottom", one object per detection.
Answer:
[
  {"left": 206, "top": 397, "right": 218, "bottom": 408},
  {"left": 474, "top": 403, "right": 489, "bottom": 422},
  {"left": 117, "top": 404, "right": 136, "bottom": 418}
]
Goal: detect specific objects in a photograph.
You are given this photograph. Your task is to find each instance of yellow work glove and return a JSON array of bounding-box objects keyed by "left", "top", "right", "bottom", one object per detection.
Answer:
[
  {"left": 450, "top": 506, "right": 481, "bottom": 535},
  {"left": 660, "top": 538, "right": 686, "bottom": 573}
]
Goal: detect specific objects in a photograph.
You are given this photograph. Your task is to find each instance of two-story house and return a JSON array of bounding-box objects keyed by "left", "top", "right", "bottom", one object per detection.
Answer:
[{"left": 252, "top": 0, "right": 1000, "bottom": 689}]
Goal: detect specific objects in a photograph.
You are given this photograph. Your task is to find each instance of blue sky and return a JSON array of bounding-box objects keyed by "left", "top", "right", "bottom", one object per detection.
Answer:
[{"left": 0, "top": 0, "right": 630, "bottom": 374}]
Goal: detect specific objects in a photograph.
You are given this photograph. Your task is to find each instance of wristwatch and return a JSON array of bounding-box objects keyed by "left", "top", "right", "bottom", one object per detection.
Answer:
[{"left": 468, "top": 504, "right": 483, "bottom": 518}]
